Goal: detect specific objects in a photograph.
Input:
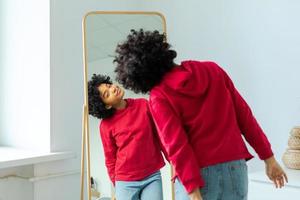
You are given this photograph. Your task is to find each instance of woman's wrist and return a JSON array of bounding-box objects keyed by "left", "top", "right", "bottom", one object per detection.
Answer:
[{"left": 264, "top": 155, "right": 275, "bottom": 164}]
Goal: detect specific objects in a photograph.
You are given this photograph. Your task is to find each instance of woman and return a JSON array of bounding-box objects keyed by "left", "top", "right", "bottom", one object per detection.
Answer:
[
  {"left": 88, "top": 74, "right": 165, "bottom": 200},
  {"left": 113, "top": 29, "right": 287, "bottom": 200}
]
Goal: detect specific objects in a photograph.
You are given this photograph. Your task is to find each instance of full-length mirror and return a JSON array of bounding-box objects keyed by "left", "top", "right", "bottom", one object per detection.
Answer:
[{"left": 81, "top": 11, "right": 172, "bottom": 200}]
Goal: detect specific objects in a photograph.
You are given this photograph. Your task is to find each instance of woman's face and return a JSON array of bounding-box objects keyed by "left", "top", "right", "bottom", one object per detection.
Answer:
[{"left": 98, "top": 83, "right": 125, "bottom": 109}]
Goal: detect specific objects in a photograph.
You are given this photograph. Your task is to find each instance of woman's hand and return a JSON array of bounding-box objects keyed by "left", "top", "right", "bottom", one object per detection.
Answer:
[
  {"left": 264, "top": 156, "right": 288, "bottom": 188},
  {"left": 188, "top": 188, "right": 203, "bottom": 200}
]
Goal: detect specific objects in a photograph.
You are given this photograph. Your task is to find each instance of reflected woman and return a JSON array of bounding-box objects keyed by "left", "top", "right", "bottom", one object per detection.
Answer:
[
  {"left": 88, "top": 74, "right": 165, "bottom": 200},
  {"left": 113, "top": 29, "right": 288, "bottom": 200}
]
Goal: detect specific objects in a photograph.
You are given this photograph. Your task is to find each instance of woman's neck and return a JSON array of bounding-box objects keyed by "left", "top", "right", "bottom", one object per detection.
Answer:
[{"left": 114, "top": 99, "right": 127, "bottom": 110}]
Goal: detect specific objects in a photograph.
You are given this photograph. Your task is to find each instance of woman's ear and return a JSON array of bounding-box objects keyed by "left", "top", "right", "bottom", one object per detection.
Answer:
[{"left": 105, "top": 104, "right": 112, "bottom": 109}]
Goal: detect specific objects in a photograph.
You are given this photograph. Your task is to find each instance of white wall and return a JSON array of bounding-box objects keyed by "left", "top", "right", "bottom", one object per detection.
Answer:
[
  {"left": 0, "top": 177, "right": 33, "bottom": 200},
  {"left": 0, "top": 166, "right": 33, "bottom": 200}
]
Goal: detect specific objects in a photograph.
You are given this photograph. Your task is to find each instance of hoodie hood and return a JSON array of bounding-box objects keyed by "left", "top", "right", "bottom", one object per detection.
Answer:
[{"left": 158, "top": 60, "right": 208, "bottom": 97}]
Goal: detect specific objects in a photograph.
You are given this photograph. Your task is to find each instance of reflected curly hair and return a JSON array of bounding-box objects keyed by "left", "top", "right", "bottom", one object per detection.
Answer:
[
  {"left": 114, "top": 29, "right": 177, "bottom": 94},
  {"left": 88, "top": 74, "right": 115, "bottom": 119}
]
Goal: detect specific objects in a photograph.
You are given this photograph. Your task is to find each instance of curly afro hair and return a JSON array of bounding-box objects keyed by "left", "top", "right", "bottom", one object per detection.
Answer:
[
  {"left": 88, "top": 74, "right": 115, "bottom": 119},
  {"left": 114, "top": 29, "right": 177, "bottom": 94}
]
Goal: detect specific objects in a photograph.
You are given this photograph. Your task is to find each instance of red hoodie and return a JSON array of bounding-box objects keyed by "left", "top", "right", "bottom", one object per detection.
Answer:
[
  {"left": 100, "top": 98, "right": 165, "bottom": 185},
  {"left": 149, "top": 60, "right": 273, "bottom": 193}
]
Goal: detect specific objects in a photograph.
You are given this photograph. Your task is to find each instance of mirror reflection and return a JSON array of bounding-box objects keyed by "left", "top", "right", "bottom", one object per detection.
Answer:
[{"left": 84, "top": 12, "right": 171, "bottom": 200}]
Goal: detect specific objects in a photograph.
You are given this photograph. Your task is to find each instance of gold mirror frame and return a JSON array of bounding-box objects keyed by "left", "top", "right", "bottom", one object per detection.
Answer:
[{"left": 80, "top": 11, "right": 173, "bottom": 200}]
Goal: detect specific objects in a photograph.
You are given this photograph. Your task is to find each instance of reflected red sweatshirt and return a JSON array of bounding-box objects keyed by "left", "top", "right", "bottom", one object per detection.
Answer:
[
  {"left": 100, "top": 98, "right": 165, "bottom": 185},
  {"left": 149, "top": 60, "right": 273, "bottom": 193}
]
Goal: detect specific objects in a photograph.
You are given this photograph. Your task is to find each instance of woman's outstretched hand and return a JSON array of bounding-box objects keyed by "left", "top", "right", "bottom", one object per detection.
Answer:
[
  {"left": 264, "top": 156, "right": 288, "bottom": 188},
  {"left": 188, "top": 188, "right": 203, "bottom": 200}
]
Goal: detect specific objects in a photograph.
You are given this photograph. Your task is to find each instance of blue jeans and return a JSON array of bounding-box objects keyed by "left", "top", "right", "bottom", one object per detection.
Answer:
[
  {"left": 175, "top": 159, "right": 248, "bottom": 200},
  {"left": 115, "top": 171, "right": 163, "bottom": 200}
]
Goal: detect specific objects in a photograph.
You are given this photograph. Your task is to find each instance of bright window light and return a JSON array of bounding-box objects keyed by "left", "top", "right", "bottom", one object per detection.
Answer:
[{"left": 0, "top": 0, "right": 50, "bottom": 152}]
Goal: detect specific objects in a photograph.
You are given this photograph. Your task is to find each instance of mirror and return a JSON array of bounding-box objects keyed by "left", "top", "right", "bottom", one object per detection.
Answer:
[{"left": 81, "top": 11, "right": 172, "bottom": 200}]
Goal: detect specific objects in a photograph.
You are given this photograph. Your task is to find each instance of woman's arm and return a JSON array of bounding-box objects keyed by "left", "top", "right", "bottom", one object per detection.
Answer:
[
  {"left": 217, "top": 63, "right": 273, "bottom": 160},
  {"left": 100, "top": 123, "right": 117, "bottom": 186},
  {"left": 149, "top": 97, "right": 204, "bottom": 194}
]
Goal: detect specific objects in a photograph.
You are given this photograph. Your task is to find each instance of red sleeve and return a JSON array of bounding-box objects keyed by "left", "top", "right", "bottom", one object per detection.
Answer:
[
  {"left": 216, "top": 63, "right": 273, "bottom": 160},
  {"left": 99, "top": 122, "right": 117, "bottom": 186},
  {"left": 149, "top": 97, "right": 204, "bottom": 193},
  {"left": 146, "top": 103, "right": 170, "bottom": 163}
]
